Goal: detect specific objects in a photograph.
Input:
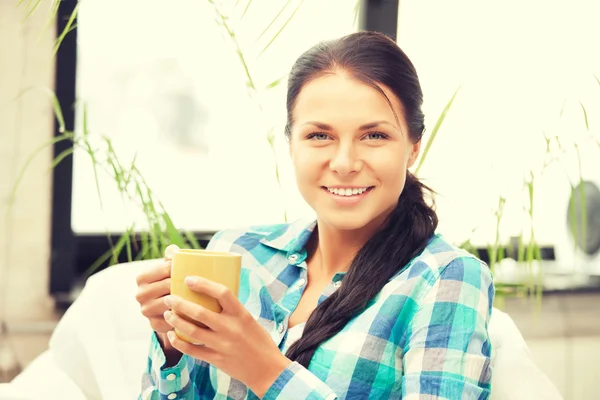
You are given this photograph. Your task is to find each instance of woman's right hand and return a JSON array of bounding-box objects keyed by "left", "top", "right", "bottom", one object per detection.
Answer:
[{"left": 136, "top": 245, "right": 179, "bottom": 335}]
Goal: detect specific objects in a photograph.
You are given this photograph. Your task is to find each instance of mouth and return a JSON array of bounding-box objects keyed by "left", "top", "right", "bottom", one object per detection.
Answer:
[{"left": 321, "top": 186, "right": 375, "bottom": 197}]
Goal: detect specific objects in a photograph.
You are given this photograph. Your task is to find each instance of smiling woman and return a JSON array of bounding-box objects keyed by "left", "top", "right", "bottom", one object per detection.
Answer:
[{"left": 137, "top": 31, "right": 494, "bottom": 400}]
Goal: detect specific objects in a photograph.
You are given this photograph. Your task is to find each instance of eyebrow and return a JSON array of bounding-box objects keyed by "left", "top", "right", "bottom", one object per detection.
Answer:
[{"left": 301, "top": 121, "right": 397, "bottom": 130}]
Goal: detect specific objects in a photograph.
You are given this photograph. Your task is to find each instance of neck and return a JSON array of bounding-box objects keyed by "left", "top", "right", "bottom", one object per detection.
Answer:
[{"left": 310, "top": 210, "right": 393, "bottom": 278}]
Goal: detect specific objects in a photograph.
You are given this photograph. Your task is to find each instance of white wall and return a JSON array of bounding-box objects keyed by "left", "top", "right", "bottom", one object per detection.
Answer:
[{"left": 0, "top": 1, "right": 56, "bottom": 323}]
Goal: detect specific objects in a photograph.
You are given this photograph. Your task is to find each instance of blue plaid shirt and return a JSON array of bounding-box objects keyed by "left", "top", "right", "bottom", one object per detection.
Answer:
[{"left": 140, "top": 217, "right": 494, "bottom": 399}]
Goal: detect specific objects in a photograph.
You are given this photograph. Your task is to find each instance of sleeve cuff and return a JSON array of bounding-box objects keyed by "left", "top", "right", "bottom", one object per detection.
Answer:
[
  {"left": 148, "top": 332, "right": 193, "bottom": 396},
  {"left": 263, "top": 361, "right": 337, "bottom": 400}
]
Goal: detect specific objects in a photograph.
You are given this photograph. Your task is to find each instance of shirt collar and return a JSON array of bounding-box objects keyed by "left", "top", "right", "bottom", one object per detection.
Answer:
[{"left": 259, "top": 216, "right": 317, "bottom": 257}]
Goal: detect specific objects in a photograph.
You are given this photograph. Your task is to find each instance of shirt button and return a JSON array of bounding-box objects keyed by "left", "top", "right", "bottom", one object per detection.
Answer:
[
  {"left": 297, "top": 278, "right": 306, "bottom": 287},
  {"left": 167, "top": 394, "right": 177, "bottom": 400},
  {"left": 288, "top": 254, "right": 299, "bottom": 263},
  {"left": 333, "top": 280, "right": 342, "bottom": 288},
  {"left": 277, "top": 323, "right": 285, "bottom": 334},
  {"left": 166, "top": 373, "right": 176, "bottom": 381}
]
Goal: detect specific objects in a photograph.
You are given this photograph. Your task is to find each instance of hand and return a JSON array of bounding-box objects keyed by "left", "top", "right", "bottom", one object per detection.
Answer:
[
  {"left": 163, "top": 276, "right": 292, "bottom": 398},
  {"left": 135, "top": 245, "right": 179, "bottom": 334}
]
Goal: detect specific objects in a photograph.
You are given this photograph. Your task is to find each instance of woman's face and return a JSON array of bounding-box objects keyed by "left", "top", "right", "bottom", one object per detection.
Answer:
[{"left": 289, "top": 73, "right": 421, "bottom": 231}]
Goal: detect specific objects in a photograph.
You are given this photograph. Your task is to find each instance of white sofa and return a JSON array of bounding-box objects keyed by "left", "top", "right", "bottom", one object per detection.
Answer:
[{"left": 0, "top": 260, "right": 563, "bottom": 400}]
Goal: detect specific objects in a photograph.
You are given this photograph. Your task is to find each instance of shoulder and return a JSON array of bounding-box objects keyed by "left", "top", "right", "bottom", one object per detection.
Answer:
[{"left": 389, "top": 234, "right": 494, "bottom": 303}]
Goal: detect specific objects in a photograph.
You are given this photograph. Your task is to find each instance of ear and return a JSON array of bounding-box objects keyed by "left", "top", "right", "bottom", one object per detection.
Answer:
[{"left": 407, "top": 139, "right": 421, "bottom": 168}]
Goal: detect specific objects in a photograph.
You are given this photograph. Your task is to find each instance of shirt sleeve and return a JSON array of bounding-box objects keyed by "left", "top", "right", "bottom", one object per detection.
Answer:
[
  {"left": 139, "top": 332, "right": 214, "bottom": 400},
  {"left": 262, "top": 361, "right": 338, "bottom": 400},
  {"left": 139, "top": 231, "right": 228, "bottom": 399},
  {"left": 401, "top": 256, "right": 495, "bottom": 399}
]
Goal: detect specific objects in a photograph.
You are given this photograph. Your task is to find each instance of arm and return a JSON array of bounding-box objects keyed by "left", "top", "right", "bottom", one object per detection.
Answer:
[
  {"left": 401, "top": 257, "right": 494, "bottom": 399},
  {"left": 262, "top": 362, "right": 338, "bottom": 400}
]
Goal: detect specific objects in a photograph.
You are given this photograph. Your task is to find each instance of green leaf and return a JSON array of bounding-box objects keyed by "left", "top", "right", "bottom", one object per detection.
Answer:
[
  {"left": 265, "top": 74, "right": 287, "bottom": 90},
  {"left": 256, "top": 0, "right": 293, "bottom": 42},
  {"left": 580, "top": 102, "right": 589, "bottom": 130},
  {"left": 414, "top": 86, "right": 460, "bottom": 175},
  {"left": 39, "top": 0, "right": 61, "bottom": 42},
  {"left": 53, "top": 3, "right": 79, "bottom": 57},
  {"left": 241, "top": 0, "right": 254, "bottom": 20},
  {"left": 353, "top": 0, "right": 361, "bottom": 27},
  {"left": 7, "top": 133, "right": 73, "bottom": 218},
  {"left": 184, "top": 230, "right": 202, "bottom": 249},
  {"left": 259, "top": 0, "right": 306, "bottom": 57},
  {"left": 162, "top": 210, "right": 187, "bottom": 248},
  {"left": 125, "top": 226, "right": 133, "bottom": 263},
  {"left": 50, "top": 147, "right": 74, "bottom": 169},
  {"left": 21, "top": 0, "right": 43, "bottom": 22}
]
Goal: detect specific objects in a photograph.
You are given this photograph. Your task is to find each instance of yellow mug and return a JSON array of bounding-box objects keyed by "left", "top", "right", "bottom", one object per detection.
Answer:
[{"left": 170, "top": 249, "right": 242, "bottom": 344}]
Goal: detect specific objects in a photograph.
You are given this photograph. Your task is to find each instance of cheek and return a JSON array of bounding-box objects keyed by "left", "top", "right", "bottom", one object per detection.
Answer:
[{"left": 292, "top": 148, "right": 323, "bottom": 183}]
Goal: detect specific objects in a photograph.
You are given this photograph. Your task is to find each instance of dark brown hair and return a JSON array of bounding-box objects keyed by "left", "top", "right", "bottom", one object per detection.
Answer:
[{"left": 284, "top": 31, "right": 438, "bottom": 368}]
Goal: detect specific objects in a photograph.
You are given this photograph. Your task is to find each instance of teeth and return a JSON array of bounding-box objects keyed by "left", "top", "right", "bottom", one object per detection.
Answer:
[{"left": 327, "top": 187, "right": 369, "bottom": 196}]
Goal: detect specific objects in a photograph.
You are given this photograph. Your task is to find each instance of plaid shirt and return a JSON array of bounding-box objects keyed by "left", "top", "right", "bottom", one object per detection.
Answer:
[{"left": 140, "top": 217, "right": 494, "bottom": 399}]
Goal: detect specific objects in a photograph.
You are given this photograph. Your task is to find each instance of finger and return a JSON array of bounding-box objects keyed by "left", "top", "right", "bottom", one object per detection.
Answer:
[
  {"left": 166, "top": 296, "right": 222, "bottom": 331},
  {"left": 184, "top": 276, "right": 240, "bottom": 313},
  {"left": 167, "top": 331, "right": 220, "bottom": 365},
  {"left": 136, "top": 278, "right": 171, "bottom": 303},
  {"left": 140, "top": 297, "right": 169, "bottom": 318},
  {"left": 164, "top": 244, "right": 180, "bottom": 261},
  {"left": 149, "top": 318, "right": 172, "bottom": 333},
  {"left": 136, "top": 262, "right": 171, "bottom": 285},
  {"left": 163, "top": 311, "right": 219, "bottom": 348}
]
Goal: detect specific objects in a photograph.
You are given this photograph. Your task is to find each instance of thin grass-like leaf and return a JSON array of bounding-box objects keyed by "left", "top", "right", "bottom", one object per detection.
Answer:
[
  {"left": 162, "top": 211, "right": 187, "bottom": 248},
  {"left": 39, "top": 0, "right": 61, "bottom": 41},
  {"left": 265, "top": 74, "right": 287, "bottom": 89},
  {"left": 50, "top": 147, "right": 74, "bottom": 169},
  {"left": 22, "top": 0, "right": 43, "bottom": 22},
  {"left": 594, "top": 74, "right": 600, "bottom": 87},
  {"left": 580, "top": 102, "right": 589, "bottom": 130},
  {"left": 353, "top": 0, "right": 361, "bottom": 27},
  {"left": 125, "top": 226, "right": 133, "bottom": 263},
  {"left": 84, "top": 244, "right": 121, "bottom": 278},
  {"left": 184, "top": 230, "right": 201, "bottom": 249},
  {"left": 240, "top": 0, "right": 254, "bottom": 20},
  {"left": 415, "top": 86, "right": 460, "bottom": 175},
  {"left": 53, "top": 2, "right": 79, "bottom": 57},
  {"left": 559, "top": 99, "right": 567, "bottom": 117},
  {"left": 256, "top": 0, "right": 293, "bottom": 42},
  {"left": 136, "top": 231, "right": 150, "bottom": 261},
  {"left": 7, "top": 133, "right": 73, "bottom": 218},
  {"left": 259, "top": 0, "right": 305, "bottom": 56},
  {"left": 110, "top": 230, "right": 130, "bottom": 265}
]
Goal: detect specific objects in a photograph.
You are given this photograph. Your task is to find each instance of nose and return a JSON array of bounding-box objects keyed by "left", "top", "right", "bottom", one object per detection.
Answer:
[{"left": 329, "top": 143, "right": 362, "bottom": 176}]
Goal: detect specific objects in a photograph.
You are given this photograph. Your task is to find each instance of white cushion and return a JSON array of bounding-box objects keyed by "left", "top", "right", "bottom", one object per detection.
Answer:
[{"left": 3, "top": 259, "right": 562, "bottom": 399}]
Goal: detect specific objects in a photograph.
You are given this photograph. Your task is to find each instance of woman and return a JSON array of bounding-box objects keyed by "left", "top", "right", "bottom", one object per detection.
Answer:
[{"left": 136, "top": 31, "right": 494, "bottom": 399}]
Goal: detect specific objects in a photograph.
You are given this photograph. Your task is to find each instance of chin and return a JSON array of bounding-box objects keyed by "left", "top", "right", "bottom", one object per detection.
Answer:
[{"left": 318, "top": 211, "right": 375, "bottom": 232}]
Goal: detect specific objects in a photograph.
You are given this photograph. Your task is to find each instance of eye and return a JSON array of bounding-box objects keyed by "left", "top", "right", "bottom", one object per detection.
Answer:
[
  {"left": 364, "top": 131, "right": 389, "bottom": 140},
  {"left": 306, "top": 132, "right": 331, "bottom": 141}
]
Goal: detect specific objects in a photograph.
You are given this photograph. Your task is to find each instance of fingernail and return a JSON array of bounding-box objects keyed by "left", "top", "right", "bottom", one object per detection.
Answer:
[
  {"left": 167, "top": 331, "right": 175, "bottom": 341},
  {"left": 185, "top": 276, "right": 198, "bottom": 286},
  {"left": 164, "top": 295, "right": 173, "bottom": 307},
  {"left": 164, "top": 310, "right": 172, "bottom": 319}
]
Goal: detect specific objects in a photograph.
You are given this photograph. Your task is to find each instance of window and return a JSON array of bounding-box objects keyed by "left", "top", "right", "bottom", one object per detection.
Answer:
[
  {"left": 398, "top": 0, "right": 600, "bottom": 250},
  {"left": 72, "top": 0, "right": 359, "bottom": 233}
]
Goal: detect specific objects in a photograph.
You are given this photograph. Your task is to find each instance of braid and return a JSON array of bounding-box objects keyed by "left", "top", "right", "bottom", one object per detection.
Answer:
[{"left": 286, "top": 172, "right": 438, "bottom": 367}]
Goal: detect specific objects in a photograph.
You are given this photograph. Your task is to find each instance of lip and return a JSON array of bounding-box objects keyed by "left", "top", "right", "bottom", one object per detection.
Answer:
[{"left": 322, "top": 186, "right": 374, "bottom": 206}]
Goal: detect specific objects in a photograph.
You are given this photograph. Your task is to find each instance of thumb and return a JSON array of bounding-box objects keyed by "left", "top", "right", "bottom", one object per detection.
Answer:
[{"left": 164, "top": 244, "right": 180, "bottom": 261}]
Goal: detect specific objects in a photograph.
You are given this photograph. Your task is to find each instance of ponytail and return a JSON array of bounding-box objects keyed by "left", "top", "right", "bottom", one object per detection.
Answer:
[{"left": 286, "top": 172, "right": 438, "bottom": 367}]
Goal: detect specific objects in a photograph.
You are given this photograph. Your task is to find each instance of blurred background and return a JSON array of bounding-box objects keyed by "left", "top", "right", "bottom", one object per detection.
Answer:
[{"left": 1, "top": 0, "right": 599, "bottom": 398}]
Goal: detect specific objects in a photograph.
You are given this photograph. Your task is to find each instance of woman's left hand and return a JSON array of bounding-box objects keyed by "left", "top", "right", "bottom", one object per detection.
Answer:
[{"left": 163, "top": 276, "right": 292, "bottom": 398}]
